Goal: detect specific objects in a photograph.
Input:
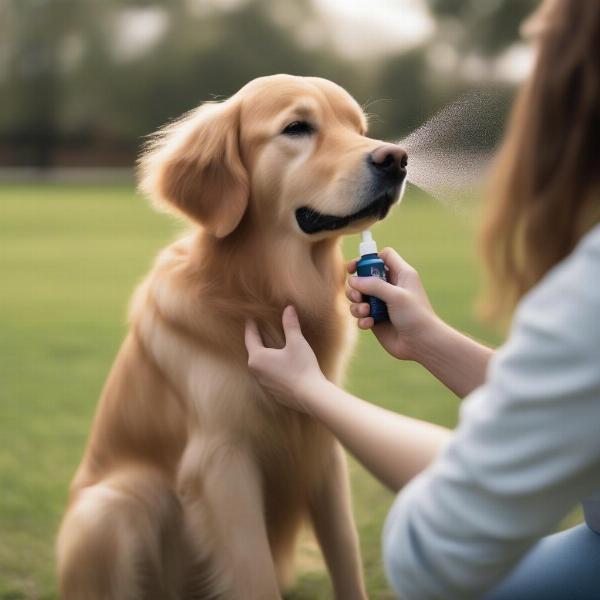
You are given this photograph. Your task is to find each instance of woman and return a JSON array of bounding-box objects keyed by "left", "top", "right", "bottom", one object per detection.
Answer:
[{"left": 245, "top": 0, "right": 600, "bottom": 598}]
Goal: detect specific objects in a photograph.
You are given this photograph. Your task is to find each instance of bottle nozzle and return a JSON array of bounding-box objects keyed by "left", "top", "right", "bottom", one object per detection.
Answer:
[{"left": 359, "top": 230, "right": 378, "bottom": 256}]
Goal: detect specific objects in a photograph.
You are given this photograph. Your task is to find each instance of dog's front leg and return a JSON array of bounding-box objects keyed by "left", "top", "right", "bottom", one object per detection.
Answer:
[
  {"left": 309, "top": 441, "right": 367, "bottom": 600},
  {"left": 179, "top": 435, "right": 281, "bottom": 600}
]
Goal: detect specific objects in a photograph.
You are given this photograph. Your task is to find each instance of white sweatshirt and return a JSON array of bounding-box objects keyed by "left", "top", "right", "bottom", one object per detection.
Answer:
[{"left": 383, "top": 223, "right": 600, "bottom": 600}]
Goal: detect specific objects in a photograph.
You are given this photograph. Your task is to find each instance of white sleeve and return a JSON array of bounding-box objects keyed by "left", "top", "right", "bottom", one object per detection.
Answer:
[{"left": 383, "top": 228, "right": 600, "bottom": 600}]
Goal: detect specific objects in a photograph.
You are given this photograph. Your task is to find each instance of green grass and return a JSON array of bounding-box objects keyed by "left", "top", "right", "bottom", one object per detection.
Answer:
[{"left": 0, "top": 182, "right": 497, "bottom": 599}]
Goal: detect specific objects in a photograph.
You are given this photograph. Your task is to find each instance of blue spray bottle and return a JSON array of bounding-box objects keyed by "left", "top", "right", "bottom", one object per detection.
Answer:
[{"left": 356, "top": 230, "right": 389, "bottom": 323}]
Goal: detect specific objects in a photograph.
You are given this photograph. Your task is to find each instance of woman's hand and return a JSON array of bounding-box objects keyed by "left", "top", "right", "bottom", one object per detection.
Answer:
[
  {"left": 244, "top": 305, "right": 326, "bottom": 413},
  {"left": 346, "top": 247, "right": 440, "bottom": 361}
]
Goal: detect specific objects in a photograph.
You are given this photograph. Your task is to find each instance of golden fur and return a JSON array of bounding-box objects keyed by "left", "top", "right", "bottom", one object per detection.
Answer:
[{"left": 56, "top": 74, "right": 406, "bottom": 599}]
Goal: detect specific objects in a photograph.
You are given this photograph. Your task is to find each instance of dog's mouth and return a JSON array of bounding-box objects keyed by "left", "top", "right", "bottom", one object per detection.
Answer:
[{"left": 295, "top": 186, "right": 400, "bottom": 235}]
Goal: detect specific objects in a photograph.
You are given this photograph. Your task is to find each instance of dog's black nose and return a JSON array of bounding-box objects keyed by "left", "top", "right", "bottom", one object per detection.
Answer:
[{"left": 368, "top": 144, "right": 408, "bottom": 181}]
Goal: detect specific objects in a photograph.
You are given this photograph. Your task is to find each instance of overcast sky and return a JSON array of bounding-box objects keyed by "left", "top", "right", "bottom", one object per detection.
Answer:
[
  {"left": 315, "top": 0, "right": 533, "bottom": 81},
  {"left": 315, "top": 0, "right": 435, "bottom": 57}
]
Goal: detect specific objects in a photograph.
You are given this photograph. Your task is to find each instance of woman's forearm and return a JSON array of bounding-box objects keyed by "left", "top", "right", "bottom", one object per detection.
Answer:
[
  {"left": 299, "top": 378, "right": 451, "bottom": 492},
  {"left": 413, "top": 317, "right": 494, "bottom": 398}
]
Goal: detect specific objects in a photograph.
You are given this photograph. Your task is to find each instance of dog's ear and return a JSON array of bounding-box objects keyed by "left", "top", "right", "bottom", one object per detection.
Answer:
[{"left": 139, "top": 99, "right": 249, "bottom": 238}]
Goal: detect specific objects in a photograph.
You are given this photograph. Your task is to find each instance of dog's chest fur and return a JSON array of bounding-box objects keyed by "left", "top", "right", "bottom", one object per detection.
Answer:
[{"left": 130, "top": 234, "right": 355, "bottom": 448}]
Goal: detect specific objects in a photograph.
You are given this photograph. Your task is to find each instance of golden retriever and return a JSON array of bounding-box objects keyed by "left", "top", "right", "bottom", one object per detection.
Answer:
[{"left": 56, "top": 74, "right": 407, "bottom": 600}]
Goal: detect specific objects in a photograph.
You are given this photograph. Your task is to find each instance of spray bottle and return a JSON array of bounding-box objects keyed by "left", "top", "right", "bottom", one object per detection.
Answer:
[{"left": 356, "top": 231, "right": 389, "bottom": 323}]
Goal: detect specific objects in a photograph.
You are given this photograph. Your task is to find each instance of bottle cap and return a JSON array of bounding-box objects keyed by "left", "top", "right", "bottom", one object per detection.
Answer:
[{"left": 359, "top": 230, "right": 378, "bottom": 256}]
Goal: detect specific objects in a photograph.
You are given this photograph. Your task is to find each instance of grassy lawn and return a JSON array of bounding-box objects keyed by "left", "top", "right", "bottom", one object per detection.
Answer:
[{"left": 0, "top": 182, "right": 494, "bottom": 599}]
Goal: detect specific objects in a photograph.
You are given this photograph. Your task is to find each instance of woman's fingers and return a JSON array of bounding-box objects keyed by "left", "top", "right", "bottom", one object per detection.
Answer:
[
  {"left": 245, "top": 319, "right": 264, "bottom": 354},
  {"left": 346, "top": 258, "right": 358, "bottom": 274},
  {"left": 358, "top": 316, "right": 374, "bottom": 330},
  {"left": 345, "top": 284, "right": 362, "bottom": 303},
  {"left": 348, "top": 275, "right": 396, "bottom": 303},
  {"left": 350, "top": 302, "right": 370, "bottom": 318},
  {"left": 282, "top": 305, "right": 302, "bottom": 342},
  {"left": 245, "top": 320, "right": 269, "bottom": 371},
  {"left": 349, "top": 249, "right": 416, "bottom": 288}
]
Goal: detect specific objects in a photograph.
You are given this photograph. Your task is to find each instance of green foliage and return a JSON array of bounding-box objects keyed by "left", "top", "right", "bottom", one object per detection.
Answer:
[
  {"left": 0, "top": 0, "right": 356, "bottom": 165},
  {"left": 427, "top": 0, "right": 539, "bottom": 56},
  {"left": 0, "top": 0, "right": 524, "bottom": 167}
]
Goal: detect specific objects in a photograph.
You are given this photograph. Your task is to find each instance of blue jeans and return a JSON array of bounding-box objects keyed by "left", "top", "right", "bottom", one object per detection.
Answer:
[{"left": 484, "top": 525, "right": 600, "bottom": 600}]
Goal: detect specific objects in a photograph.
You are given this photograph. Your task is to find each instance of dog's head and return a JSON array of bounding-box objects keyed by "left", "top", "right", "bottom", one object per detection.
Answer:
[{"left": 139, "top": 74, "right": 407, "bottom": 240}]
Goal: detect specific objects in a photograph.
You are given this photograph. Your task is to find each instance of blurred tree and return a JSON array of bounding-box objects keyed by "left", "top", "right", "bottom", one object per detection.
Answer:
[
  {"left": 1, "top": 0, "right": 359, "bottom": 166},
  {"left": 1, "top": 0, "right": 65, "bottom": 166},
  {"left": 0, "top": 0, "right": 533, "bottom": 167},
  {"left": 368, "top": 48, "right": 433, "bottom": 140},
  {"left": 427, "top": 0, "right": 538, "bottom": 56},
  {"left": 89, "top": 0, "right": 350, "bottom": 140}
]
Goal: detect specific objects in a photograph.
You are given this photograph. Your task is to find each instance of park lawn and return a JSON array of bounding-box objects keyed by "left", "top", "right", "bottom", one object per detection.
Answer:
[{"left": 1, "top": 182, "right": 494, "bottom": 599}]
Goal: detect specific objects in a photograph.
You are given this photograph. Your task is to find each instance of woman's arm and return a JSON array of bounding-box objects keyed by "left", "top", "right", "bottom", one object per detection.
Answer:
[
  {"left": 245, "top": 307, "right": 451, "bottom": 491},
  {"left": 346, "top": 248, "right": 493, "bottom": 397},
  {"left": 299, "top": 378, "right": 451, "bottom": 492},
  {"left": 410, "top": 316, "right": 494, "bottom": 398},
  {"left": 383, "top": 231, "right": 600, "bottom": 600}
]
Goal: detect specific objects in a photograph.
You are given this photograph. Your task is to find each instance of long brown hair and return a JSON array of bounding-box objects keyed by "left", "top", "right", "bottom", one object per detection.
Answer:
[{"left": 479, "top": 0, "right": 600, "bottom": 321}]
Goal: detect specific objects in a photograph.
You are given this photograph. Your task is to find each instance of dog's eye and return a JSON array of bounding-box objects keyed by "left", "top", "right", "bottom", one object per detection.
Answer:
[{"left": 281, "top": 121, "right": 314, "bottom": 136}]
